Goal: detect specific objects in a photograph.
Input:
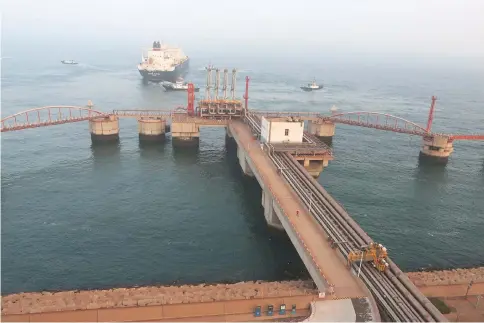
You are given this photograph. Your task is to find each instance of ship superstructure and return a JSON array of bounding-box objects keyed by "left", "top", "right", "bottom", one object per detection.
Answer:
[{"left": 138, "top": 41, "right": 189, "bottom": 82}]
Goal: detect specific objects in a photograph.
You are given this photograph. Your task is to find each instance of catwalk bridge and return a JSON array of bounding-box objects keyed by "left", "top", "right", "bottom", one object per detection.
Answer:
[
  {"left": 1, "top": 100, "right": 482, "bottom": 163},
  {"left": 2, "top": 75, "right": 482, "bottom": 322},
  {"left": 2, "top": 99, "right": 482, "bottom": 144}
]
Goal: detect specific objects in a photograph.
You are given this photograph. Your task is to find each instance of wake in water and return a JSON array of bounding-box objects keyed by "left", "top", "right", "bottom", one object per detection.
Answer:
[
  {"left": 70, "top": 63, "right": 137, "bottom": 78},
  {"left": 76, "top": 63, "right": 117, "bottom": 72},
  {"left": 427, "top": 230, "right": 460, "bottom": 237}
]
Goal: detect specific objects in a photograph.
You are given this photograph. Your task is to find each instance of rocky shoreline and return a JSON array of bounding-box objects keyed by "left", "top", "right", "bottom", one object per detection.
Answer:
[
  {"left": 1, "top": 280, "right": 316, "bottom": 315},
  {"left": 407, "top": 266, "right": 484, "bottom": 287},
  {"left": 3, "top": 267, "right": 483, "bottom": 316}
]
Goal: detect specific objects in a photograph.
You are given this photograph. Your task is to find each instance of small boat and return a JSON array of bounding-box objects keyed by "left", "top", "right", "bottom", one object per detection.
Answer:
[
  {"left": 61, "top": 60, "right": 78, "bottom": 65},
  {"left": 162, "top": 78, "right": 200, "bottom": 92},
  {"left": 301, "top": 79, "right": 323, "bottom": 92}
]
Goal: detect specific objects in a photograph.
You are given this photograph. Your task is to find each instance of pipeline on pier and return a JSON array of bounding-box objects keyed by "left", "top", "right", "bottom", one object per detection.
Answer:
[
  {"left": 197, "top": 66, "right": 244, "bottom": 118},
  {"left": 242, "top": 110, "right": 447, "bottom": 322}
]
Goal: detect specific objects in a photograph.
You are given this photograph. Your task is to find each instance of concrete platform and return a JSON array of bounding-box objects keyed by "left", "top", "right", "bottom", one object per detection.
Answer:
[{"left": 171, "top": 114, "right": 231, "bottom": 127}]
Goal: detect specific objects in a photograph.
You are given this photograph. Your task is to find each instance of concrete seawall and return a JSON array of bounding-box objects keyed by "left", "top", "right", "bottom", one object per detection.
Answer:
[
  {"left": 1, "top": 296, "right": 314, "bottom": 322},
  {"left": 2, "top": 281, "right": 316, "bottom": 322},
  {"left": 3, "top": 268, "right": 483, "bottom": 322}
]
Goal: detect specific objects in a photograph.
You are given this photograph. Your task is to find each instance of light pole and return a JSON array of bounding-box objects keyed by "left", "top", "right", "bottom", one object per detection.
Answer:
[{"left": 357, "top": 251, "right": 364, "bottom": 278}]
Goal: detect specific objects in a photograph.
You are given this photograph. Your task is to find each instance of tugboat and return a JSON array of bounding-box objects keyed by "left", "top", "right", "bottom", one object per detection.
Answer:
[
  {"left": 300, "top": 79, "right": 323, "bottom": 91},
  {"left": 162, "top": 78, "right": 200, "bottom": 92},
  {"left": 61, "top": 60, "right": 78, "bottom": 65}
]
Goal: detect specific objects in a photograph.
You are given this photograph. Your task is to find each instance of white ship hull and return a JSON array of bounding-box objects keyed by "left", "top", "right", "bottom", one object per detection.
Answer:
[
  {"left": 139, "top": 59, "right": 189, "bottom": 82},
  {"left": 138, "top": 41, "right": 190, "bottom": 82}
]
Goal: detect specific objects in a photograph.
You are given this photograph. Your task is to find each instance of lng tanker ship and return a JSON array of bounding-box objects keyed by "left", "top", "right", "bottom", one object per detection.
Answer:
[{"left": 138, "top": 41, "right": 189, "bottom": 82}]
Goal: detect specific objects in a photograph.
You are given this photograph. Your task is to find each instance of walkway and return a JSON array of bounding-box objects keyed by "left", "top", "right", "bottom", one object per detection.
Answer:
[
  {"left": 229, "top": 121, "right": 367, "bottom": 300},
  {"left": 1, "top": 295, "right": 316, "bottom": 322}
]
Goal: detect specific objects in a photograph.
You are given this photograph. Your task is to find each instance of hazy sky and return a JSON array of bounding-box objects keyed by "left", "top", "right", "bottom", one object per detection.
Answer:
[{"left": 1, "top": 0, "right": 484, "bottom": 57}]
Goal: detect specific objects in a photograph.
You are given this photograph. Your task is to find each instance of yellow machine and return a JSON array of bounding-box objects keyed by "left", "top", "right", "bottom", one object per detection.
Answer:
[{"left": 347, "top": 242, "right": 389, "bottom": 272}]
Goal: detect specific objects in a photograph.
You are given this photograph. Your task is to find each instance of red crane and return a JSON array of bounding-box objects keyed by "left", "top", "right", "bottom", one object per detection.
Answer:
[
  {"left": 426, "top": 96, "right": 437, "bottom": 133},
  {"left": 449, "top": 134, "right": 484, "bottom": 141},
  {"left": 187, "top": 83, "right": 195, "bottom": 116}
]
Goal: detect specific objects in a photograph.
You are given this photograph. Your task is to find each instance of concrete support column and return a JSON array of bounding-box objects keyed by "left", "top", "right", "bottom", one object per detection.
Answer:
[
  {"left": 89, "top": 115, "right": 120, "bottom": 143},
  {"left": 137, "top": 117, "right": 166, "bottom": 142},
  {"left": 225, "top": 126, "right": 236, "bottom": 149},
  {"left": 171, "top": 122, "right": 200, "bottom": 148},
  {"left": 419, "top": 135, "right": 454, "bottom": 164},
  {"left": 226, "top": 126, "right": 233, "bottom": 138},
  {"left": 297, "top": 157, "right": 330, "bottom": 178},
  {"left": 308, "top": 121, "right": 335, "bottom": 144},
  {"left": 262, "top": 189, "right": 284, "bottom": 230},
  {"left": 237, "top": 145, "right": 254, "bottom": 177}
]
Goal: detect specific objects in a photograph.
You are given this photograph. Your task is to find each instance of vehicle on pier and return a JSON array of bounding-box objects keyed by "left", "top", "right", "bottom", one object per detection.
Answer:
[
  {"left": 300, "top": 79, "right": 323, "bottom": 91},
  {"left": 162, "top": 78, "right": 200, "bottom": 92},
  {"left": 347, "top": 242, "right": 389, "bottom": 272}
]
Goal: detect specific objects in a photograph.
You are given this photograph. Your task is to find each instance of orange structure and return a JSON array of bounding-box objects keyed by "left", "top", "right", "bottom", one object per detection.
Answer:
[{"left": 347, "top": 242, "right": 389, "bottom": 272}]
